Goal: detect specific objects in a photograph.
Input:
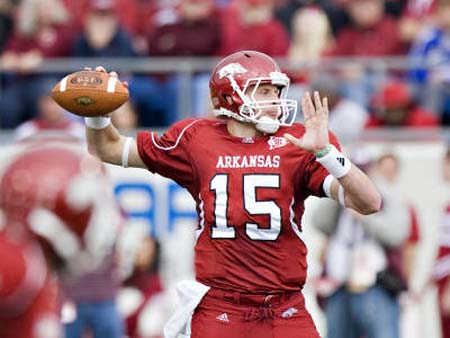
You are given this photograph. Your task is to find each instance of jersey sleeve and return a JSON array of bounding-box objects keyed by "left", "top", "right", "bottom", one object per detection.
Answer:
[
  {"left": 304, "top": 131, "right": 341, "bottom": 197},
  {"left": 137, "top": 119, "right": 197, "bottom": 188}
]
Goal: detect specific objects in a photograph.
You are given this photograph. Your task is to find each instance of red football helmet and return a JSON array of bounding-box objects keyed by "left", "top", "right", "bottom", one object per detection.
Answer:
[
  {"left": 209, "top": 50, "right": 297, "bottom": 133},
  {"left": 0, "top": 145, "right": 121, "bottom": 275}
]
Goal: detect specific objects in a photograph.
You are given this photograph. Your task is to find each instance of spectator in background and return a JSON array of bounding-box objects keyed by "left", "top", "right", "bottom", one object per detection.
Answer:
[
  {"left": 63, "top": 0, "right": 158, "bottom": 53},
  {"left": 324, "top": 0, "right": 408, "bottom": 106},
  {"left": 326, "top": 0, "right": 407, "bottom": 56},
  {"left": 61, "top": 252, "right": 124, "bottom": 338},
  {"left": 146, "top": 0, "right": 221, "bottom": 118},
  {"left": 64, "top": 0, "right": 175, "bottom": 55},
  {"left": 0, "top": 0, "right": 15, "bottom": 53},
  {"left": 375, "top": 152, "right": 423, "bottom": 338},
  {"left": 409, "top": 0, "right": 450, "bottom": 125},
  {"left": 432, "top": 147, "right": 450, "bottom": 338},
  {"left": 60, "top": 0, "right": 90, "bottom": 29},
  {"left": 13, "top": 78, "right": 84, "bottom": 140},
  {"left": 375, "top": 153, "right": 421, "bottom": 281},
  {"left": 285, "top": 7, "right": 334, "bottom": 114},
  {"left": 309, "top": 75, "right": 368, "bottom": 144},
  {"left": 312, "top": 151, "right": 410, "bottom": 338},
  {"left": 382, "top": 153, "right": 427, "bottom": 338},
  {"left": 72, "top": 0, "right": 170, "bottom": 128},
  {"left": 148, "top": 0, "right": 220, "bottom": 56},
  {"left": 128, "top": 0, "right": 221, "bottom": 125},
  {"left": 116, "top": 224, "right": 164, "bottom": 338},
  {"left": 218, "top": 0, "right": 290, "bottom": 56},
  {"left": 72, "top": 0, "right": 136, "bottom": 57},
  {"left": 365, "top": 81, "right": 439, "bottom": 127},
  {"left": 397, "top": 0, "right": 436, "bottom": 46},
  {"left": 275, "top": 0, "right": 348, "bottom": 38},
  {"left": 288, "top": 6, "right": 333, "bottom": 63},
  {"left": 287, "top": 7, "right": 334, "bottom": 85},
  {"left": 114, "top": 0, "right": 158, "bottom": 55},
  {"left": 0, "top": 0, "right": 77, "bottom": 128}
]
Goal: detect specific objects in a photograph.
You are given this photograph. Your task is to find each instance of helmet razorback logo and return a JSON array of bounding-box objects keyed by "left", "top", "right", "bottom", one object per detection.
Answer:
[{"left": 218, "top": 63, "right": 247, "bottom": 79}]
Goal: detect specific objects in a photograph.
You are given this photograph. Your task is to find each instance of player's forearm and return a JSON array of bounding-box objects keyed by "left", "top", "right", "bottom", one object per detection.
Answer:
[
  {"left": 86, "top": 123, "right": 125, "bottom": 166},
  {"left": 333, "top": 166, "right": 382, "bottom": 214},
  {"left": 317, "top": 144, "right": 381, "bottom": 214}
]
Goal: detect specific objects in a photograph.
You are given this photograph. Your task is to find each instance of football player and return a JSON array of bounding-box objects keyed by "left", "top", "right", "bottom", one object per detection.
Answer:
[
  {"left": 0, "top": 143, "right": 121, "bottom": 338},
  {"left": 83, "top": 50, "right": 382, "bottom": 338}
]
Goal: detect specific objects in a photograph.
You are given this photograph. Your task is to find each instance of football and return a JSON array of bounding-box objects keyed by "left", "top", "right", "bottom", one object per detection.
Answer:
[{"left": 51, "top": 70, "right": 129, "bottom": 117}]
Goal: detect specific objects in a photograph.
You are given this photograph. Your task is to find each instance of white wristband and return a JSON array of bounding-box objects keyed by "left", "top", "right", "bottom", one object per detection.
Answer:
[
  {"left": 84, "top": 116, "right": 111, "bottom": 130},
  {"left": 316, "top": 145, "right": 351, "bottom": 179},
  {"left": 122, "top": 137, "right": 133, "bottom": 168}
]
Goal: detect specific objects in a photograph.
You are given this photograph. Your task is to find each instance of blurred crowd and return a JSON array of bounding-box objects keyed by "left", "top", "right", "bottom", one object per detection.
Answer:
[{"left": 0, "top": 0, "right": 448, "bottom": 132}]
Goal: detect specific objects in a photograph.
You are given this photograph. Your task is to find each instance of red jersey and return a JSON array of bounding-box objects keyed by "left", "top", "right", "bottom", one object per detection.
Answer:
[
  {"left": 137, "top": 118, "right": 339, "bottom": 293},
  {"left": 0, "top": 233, "right": 60, "bottom": 338}
]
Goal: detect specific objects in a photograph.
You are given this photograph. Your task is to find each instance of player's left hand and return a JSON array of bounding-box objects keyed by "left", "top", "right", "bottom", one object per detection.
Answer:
[{"left": 283, "top": 91, "right": 330, "bottom": 154}]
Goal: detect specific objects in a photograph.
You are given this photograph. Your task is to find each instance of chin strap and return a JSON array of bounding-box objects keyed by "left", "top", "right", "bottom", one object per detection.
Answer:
[
  {"left": 213, "top": 107, "right": 283, "bottom": 134},
  {"left": 213, "top": 108, "right": 247, "bottom": 122},
  {"left": 255, "top": 116, "right": 280, "bottom": 134}
]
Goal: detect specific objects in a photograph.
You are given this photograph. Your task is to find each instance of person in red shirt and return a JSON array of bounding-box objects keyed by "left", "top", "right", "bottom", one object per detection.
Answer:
[
  {"left": 143, "top": 0, "right": 221, "bottom": 120},
  {"left": 365, "top": 81, "right": 439, "bottom": 128},
  {"left": 0, "top": 141, "right": 122, "bottom": 338},
  {"left": 148, "top": 0, "right": 220, "bottom": 57},
  {"left": 118, "top": 227, "right": 163, "bottom": 338},
  {"left": 81, "top": 50, "right": 381, "bottom": 338},
  {"left": 324, "top": 0, "right": 409, "bottom": 107},
  {"left": 325, "top": 0, "right": 407, "bottom": 57},
  {"left": 218, "top": 0, "right": 290, "bottom": 56}
]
